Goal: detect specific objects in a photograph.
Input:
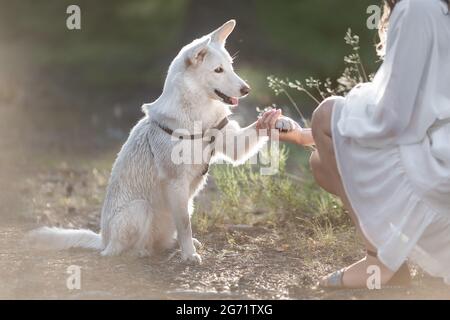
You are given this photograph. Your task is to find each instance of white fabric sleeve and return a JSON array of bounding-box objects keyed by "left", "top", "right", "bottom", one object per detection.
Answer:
[{"left": 337, "top": 0, "right": 433, "bottom": 148}]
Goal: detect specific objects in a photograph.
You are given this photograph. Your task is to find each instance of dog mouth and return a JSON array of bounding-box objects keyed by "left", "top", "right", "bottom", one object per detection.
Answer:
[{"left": 214, "top": 89, "right": 239, "bottom": 106}]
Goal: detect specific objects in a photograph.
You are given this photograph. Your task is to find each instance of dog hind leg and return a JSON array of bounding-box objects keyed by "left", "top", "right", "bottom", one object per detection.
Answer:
[{"left": 101, "top": 200, "right": 153, "bottom": 257}]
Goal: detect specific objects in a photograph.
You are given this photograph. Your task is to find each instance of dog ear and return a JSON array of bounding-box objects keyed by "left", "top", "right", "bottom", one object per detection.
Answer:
[
  {"left": 210, "top": 19, "right": 236, "bottom": 45},
  {"left": 185, "top": 37, "right": 211, "bottom": 67}
]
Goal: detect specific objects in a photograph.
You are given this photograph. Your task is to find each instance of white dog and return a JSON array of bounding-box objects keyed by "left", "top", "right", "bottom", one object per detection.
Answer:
[{"left": 28, "top": 20, "right": 293, "bottom": 264}]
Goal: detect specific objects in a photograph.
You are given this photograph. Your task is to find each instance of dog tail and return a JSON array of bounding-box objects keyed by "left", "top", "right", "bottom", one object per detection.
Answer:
[{"left": 26, "top": 226, "right": 103, "bottom": 251}]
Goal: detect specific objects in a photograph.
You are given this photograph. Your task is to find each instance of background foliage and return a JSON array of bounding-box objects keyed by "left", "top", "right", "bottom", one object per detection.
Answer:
[{"left": 0, "top": 0, "right": 379, "bottom": 117}]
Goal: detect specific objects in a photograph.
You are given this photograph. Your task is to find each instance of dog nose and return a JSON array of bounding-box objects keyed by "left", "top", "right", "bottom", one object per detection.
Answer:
[{"left": 240, "top": 85, "right": 251, "bottom": 96}]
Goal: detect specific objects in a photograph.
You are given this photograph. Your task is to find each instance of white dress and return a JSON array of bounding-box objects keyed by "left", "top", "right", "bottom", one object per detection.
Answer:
[{"left": 332, "top": 0, "right": 450, "bottom": 284}]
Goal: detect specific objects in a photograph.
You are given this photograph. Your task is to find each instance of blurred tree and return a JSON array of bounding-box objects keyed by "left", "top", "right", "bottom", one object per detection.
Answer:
[
  {"left": 0, "top": 0, "right": 188, "bottom": 91},
  {"left": 0, "top": 0, "right": 379, "bottom": 109}
]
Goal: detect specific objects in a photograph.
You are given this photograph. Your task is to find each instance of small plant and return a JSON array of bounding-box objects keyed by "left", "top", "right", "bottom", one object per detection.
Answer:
[
  {"left": 195, "top": 145, "right": 295, "bottom": 229},
  {"left": 195, "top": 29, "right": 373, "bottom": 248},
  {"left": 194, "top": 145, "right": 350, "bottom": 243},
  {"left": 267, "top": 29, "right": 374, "bottom": 119}
]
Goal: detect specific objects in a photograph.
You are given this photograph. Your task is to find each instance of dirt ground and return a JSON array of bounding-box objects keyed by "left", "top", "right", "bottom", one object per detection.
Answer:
[
  {"left": 1, "top": 220, "right": 450, "bottom": 299},
  {"left": 1, "top": 93, "right": 449, "bottom": 300}
]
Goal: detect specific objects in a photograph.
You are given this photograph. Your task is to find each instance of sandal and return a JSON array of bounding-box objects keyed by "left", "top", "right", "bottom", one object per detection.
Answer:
[{"left": 319, "top": 250, "right": 412, "bottom": 289}]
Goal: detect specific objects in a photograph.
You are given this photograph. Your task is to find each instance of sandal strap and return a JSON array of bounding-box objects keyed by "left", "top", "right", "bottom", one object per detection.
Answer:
[{"left": 323, "top": 269, "right": 345, "bottom": 288}]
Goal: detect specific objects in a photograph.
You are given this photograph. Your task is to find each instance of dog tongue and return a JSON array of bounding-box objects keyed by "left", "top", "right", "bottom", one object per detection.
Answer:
[{"left": 231, "top": 97, "right": 239, "bottom": 106}]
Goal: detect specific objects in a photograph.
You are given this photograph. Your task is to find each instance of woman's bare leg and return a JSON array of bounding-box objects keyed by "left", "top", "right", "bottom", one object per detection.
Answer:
[{"left": 310, "top": 97, "right": 395, "bottom": 287}]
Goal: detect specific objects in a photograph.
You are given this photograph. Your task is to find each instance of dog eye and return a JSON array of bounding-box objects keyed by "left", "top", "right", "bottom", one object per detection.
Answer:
[{"left": 214, "top": 67, "right": 224, "bottom": 73}]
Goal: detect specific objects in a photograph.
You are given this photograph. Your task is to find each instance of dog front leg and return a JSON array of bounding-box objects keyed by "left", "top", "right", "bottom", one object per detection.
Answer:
[
  {"left": 166, "top": 183, "right": 201, "bottom": 264},
  {"left": 217, "top": 120, "right": 268, "bottom": 165}
]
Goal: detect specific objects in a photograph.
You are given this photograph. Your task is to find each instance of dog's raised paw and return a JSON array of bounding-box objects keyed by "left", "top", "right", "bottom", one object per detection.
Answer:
[
  {"left": 182, "top": 252, "right": 203, "bottom": 265},
  {"left": 275, "top": 116, "right": 297, "bottom": 133}
]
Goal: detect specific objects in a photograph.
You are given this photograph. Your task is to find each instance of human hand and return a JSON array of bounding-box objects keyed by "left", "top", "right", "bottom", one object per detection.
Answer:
[
  {"left": 256, "top": 107, "right": 313, "bottom": 145},
  {"left": 256, "top": 108, "right": 282, "bottom": 134}
]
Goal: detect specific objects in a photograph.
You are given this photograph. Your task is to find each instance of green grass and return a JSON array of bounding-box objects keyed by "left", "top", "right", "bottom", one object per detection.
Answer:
[
  {"left": 193, "top": 145, "right": 351, "bottom": 248},
  {"left": 194, "top": 27, "right": 374, "bottom": 251}
]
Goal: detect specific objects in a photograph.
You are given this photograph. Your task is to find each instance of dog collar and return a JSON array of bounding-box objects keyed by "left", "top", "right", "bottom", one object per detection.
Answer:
[{"left": 154, "top": 117, "right": 229, "bottom": 143}]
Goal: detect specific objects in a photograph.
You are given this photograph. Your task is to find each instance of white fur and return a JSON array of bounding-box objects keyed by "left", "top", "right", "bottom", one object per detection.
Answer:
[
  {"left": 27, "top": 227, "right": 102, "bottom": 250},
  {"left": 27, "top": 20, "right": 269, "bottom": 264}
]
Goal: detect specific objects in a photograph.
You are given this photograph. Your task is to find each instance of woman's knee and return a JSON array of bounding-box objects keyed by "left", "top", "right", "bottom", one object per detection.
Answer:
[{"left": 311, "top": 97, "right": 340, "bottom": 138}]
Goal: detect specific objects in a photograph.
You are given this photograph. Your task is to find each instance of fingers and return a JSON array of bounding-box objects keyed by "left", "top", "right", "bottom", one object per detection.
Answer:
[
  {"left": 258, "top": 109, "right": 281, "bottom": 129},
  {"left": 262, "top": 110, "right": 274, "bottom": 128},
  {"left": 268, "top": 110, "right": 281, "bottom": 129},
  {"left": 256, "top": 110, "right": 271, "bottom": 130},
  {"left": 256, "top": 109, "right": 285, "bottom": 138}
]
